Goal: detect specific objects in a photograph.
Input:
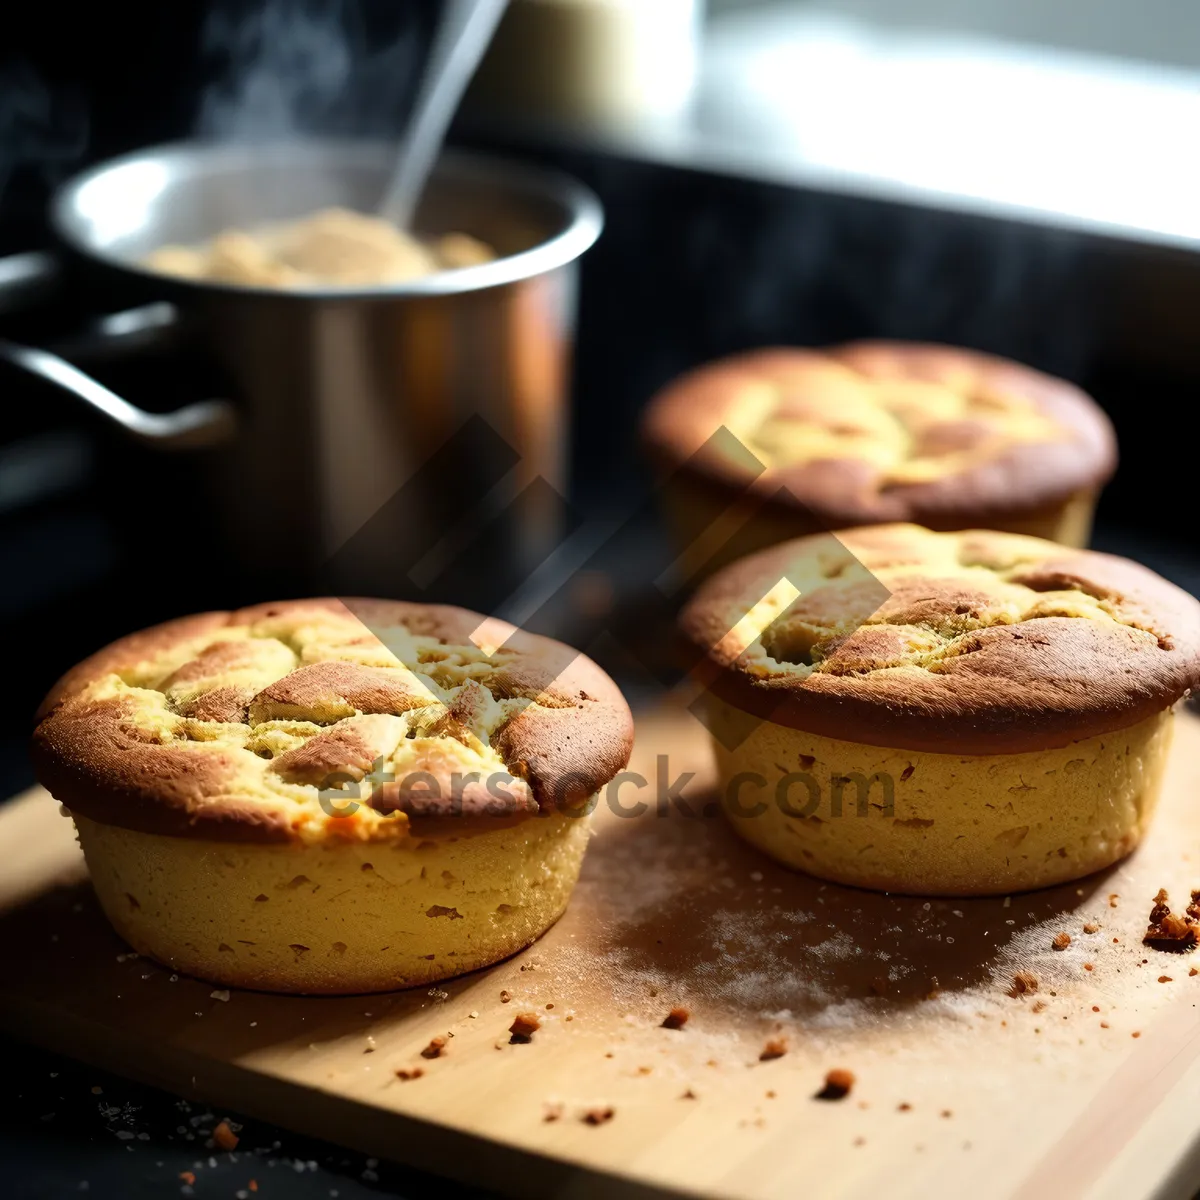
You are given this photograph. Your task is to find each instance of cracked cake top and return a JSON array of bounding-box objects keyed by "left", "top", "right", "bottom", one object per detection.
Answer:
[
  {"left": 680, "top": 525, "right": 1200, "bottom": 754},
  {"left": 642, "top": 343, "right": 1116, "bottom": 526},
  {"left": 33, "top": 599, "right": 633, "bottom": 843}
]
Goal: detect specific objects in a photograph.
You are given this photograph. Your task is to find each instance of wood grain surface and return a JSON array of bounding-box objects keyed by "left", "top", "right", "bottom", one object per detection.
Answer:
[{"left": 4, "top": 702, "right": 1200, "bottom": 1200}]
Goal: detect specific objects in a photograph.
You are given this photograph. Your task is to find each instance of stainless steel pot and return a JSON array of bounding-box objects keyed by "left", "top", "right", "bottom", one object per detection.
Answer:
[{"left": 1, "top": 141, "right": 603, "bottom": 594}]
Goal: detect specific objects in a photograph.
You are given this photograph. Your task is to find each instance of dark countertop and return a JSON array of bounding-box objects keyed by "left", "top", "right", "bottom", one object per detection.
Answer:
[{"left": 0, "top": 1032, "right": 496, "bottom": 1200}]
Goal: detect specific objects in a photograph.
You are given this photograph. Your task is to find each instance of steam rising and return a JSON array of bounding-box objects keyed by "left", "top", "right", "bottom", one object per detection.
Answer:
[
  {"left": 0, "top": 61, "right": 88, "bottom": 200},
  {"left": 196, "top": 0, "right": 422, "bottom": 141}
]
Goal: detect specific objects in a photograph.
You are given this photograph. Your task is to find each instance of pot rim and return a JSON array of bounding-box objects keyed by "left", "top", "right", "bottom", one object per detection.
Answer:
[{"left": 51, "top": 140, "right": 604, "bottom": 301}]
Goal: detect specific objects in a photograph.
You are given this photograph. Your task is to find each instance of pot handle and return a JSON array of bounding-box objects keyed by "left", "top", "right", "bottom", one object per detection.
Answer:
[
  {"left": 0, "top": 252, "right": 62, "bottom": 315},
  {"left": 0, "top": 338, "right": 237, "bottom": 450},
  {"left": 0, "top": 247, "right": 190, "bottom": 362}
]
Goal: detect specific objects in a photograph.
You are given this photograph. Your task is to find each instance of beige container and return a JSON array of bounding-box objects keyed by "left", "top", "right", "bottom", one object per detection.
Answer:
[{"left": 471, "top": 0, "right": 703, "bottom": 129}]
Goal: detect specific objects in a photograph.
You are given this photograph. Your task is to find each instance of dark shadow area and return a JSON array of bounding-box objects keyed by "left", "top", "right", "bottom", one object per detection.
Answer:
[
  {"left": 583, "top": 788, "right": 1116, "bottom": 1021},
  {"left": 0, "top": 1023, "right": 498, "bottom": 1200},
  {"left": 0, "top": 877, "right": 519, "bottom": 1057}
]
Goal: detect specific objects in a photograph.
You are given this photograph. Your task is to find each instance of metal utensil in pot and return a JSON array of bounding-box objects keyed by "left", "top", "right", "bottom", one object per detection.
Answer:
[{"left": 1, "top": 142, "right": 603, "bottom": 599}]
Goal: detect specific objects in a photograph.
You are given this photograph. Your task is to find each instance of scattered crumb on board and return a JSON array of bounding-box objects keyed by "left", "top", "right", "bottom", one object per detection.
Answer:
[
  {"left": 509, "top": 1013, "right": 541, "bottom": 1044},
  {"left": 815, "top": 1069, "right": 855, "bottom": 1100},
  {"left": 662, "top": 1006, "right": 690, "bottom": 1030}
]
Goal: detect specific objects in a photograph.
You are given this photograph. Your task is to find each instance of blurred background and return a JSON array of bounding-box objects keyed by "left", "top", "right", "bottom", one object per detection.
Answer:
[
  {"left": 4, "top": 0, "right": 1200, "bottom": 787},
  {"left": 3, "top": 1, "right": 1200, "bottom": 1195}
]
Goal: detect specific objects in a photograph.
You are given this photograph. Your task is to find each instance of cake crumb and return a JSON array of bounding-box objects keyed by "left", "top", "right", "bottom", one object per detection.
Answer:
[
  {"left": 396, "top": 1068, "right": 425, "bottom": 1081},
  {"left": 1031, "top": 999, "right": 1047, "bottom": 1013},
  {"left": 1144, "top": 889, "right": 1200, "bottom": 951},
  {"left": 212, "top": 1121, "right": 238, "bottom": 1151},
  {"left": 543, "top": 1103, "right": 563, "bottom": 1123},
  {"left": 815, "top": 1069, "right": 855, "bottom": 1100},
  {"left": 1084, "top": 963, "right": 1094, "bottom": 971},
  {"left": 1109, "top": 893, "right": 1120, "bottom": 908},
  {"left": 759, "top": 1038, "right": 788, "bottom": 1062},
  {"left": 1132, "top": 1031, "right": 1142, "bottom": 1038},
  {"left": 1008, "top": 971, "right": 1039, "bottom": 998},
  {"left": 662, "top": 1006, "right": 690, "bottom": 1031},
  {"left": 941, "top": 1110, "right": 953, "bottom": 1119},
  {"left": 582, "top": 1107, "right": 614, "bottom": 1126},
  {"left": 1100, "top": 1022, "right": 1110, "bottom": 1029},
  {"left": 1083, "top": 923, "right": 1100, "bottom": 934},
  {"left": 509, "top": 1013, "right": 541, "bottom": 1044},
  {"left": 499, "top": 990, "right": 512, "bottom": 1003},
  {"left": 1190, "top": 968, "right": 1199, "bottom": 977},
  {"left": 421, "top": 1037, "right": 447, "bottom": 1060},
  {"left": 1052, "top": 932, "right": 1071, "bottom": 951},
  {"left": 1159, "top": 975, "right": 1173, "bottom": 983},
  {"left": 898, "top": 1102, "right": 912, "bottom": 1112},
  {"left": 680, "top": 1088, "right": 698, "bottom": 1100}
]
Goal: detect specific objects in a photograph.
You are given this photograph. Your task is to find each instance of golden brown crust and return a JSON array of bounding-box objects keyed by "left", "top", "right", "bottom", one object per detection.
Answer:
[
  {"left": 177, "top": 686, "right": 254, "bottom": 724},
  {"left": 247, "top": 661, "right": 433, "bottom": 724},
  {"left": 35, "top": 612, "right": 232, "bottom": 721},
  {"left": 33, "top": 598, "right": 633, "bottom": 842},
  {"left": 680, "top": 525, "right": 1200, "bottom": 754},
  {"left": 33, "top": 694, "right": 295, "bottom": 842},
  {"left": 269, "top": 714, "right": 406, "bottom": 787},
  {"left": 641, "top": 343, "right": 1116, "bottom": 528}
]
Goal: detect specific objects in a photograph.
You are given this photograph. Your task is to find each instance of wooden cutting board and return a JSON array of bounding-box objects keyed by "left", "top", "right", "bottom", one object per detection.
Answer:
[{"left": 5, "top": 703, "right": 1200, "bottom": 1200}]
